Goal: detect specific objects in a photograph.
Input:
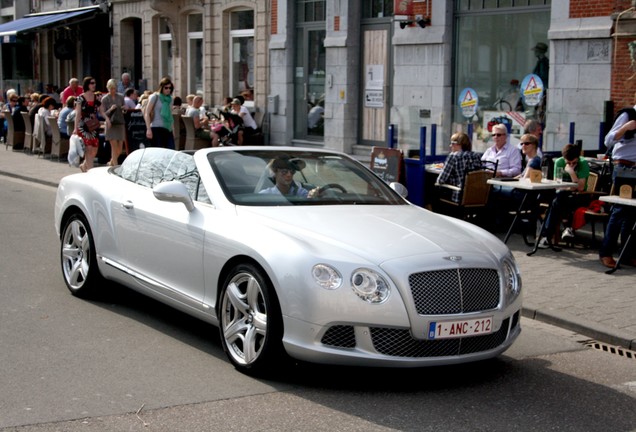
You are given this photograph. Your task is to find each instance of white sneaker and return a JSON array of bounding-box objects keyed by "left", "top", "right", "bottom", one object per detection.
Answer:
[
  {"left": 561, "top": 227, "right": 574, "bottom": 240},
  {"left": 537, "top": 237, "right": 550, "bottom": 249}
]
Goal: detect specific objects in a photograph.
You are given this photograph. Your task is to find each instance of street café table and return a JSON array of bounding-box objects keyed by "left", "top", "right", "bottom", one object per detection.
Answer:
[
  {"left": 487, "top": 178, "right": 578, "bottom": 256},
  {"left": 599, "top": 195, "right": 636, "bottom": 274}
]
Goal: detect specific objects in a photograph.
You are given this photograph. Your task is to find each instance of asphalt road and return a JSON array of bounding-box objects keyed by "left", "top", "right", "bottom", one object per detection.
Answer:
[{"left": 1, "top": 177, "right": 635, "bottom": 432}]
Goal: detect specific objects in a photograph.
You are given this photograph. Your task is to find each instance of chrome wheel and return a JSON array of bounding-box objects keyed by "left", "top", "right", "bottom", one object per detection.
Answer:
[
  {"left": 60, "top": 214, "right": 101, "bottom": 296},
  {"left": 220, "top": 264, "right": 283, "bottom": 372}
]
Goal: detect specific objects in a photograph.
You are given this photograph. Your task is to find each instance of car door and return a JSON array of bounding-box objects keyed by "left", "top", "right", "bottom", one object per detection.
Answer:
[{"left": 111, "top": 149, "right": 206, "bottom": 311}]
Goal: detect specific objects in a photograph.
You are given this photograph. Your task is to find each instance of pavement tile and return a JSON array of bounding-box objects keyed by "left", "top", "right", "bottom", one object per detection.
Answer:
[{"left": 1, "top": 145, "right": 635, "bottom": 350}]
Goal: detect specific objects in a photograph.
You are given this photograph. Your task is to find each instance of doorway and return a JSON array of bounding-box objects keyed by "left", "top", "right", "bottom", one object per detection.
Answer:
[
  {"left": 359, "top": 24, "right": 391, "bottom": 147},
  {"left": 294, "top": 26, "right": 326, "bottom": 141}
]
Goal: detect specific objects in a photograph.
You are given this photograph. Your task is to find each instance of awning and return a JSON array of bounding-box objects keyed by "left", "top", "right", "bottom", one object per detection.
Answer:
[{"left": 0, "top": 6, "right": 100, "bottom": 40}]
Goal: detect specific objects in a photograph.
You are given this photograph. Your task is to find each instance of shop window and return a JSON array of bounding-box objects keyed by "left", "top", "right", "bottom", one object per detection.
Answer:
[
  {"left": 362, "top": 0, "right": 393, "bottom": 18},
  {"left": 453, "top": 6, "right": 549, "bottom": 152},
  {"left": 187, "top": 13, "right": 203, "bottom": 95},
  {"left": 230, "top": 10, "right": 254, "bottom": 104},
  {"left": 296, "top": 0, "right": 325, "bottom": 22},
  {"left": 159, "top": 17, "right": 173, "bottom": 80}
]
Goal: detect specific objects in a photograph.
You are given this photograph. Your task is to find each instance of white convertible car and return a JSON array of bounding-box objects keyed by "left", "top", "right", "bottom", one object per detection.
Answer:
[{"left": 54, "top": 146, "right": 522, "bottom": 374}]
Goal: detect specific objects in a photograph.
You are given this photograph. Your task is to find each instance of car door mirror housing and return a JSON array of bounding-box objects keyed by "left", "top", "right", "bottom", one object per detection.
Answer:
[{"left": 153, "top": 181, "right": 195, "bottom": 212}]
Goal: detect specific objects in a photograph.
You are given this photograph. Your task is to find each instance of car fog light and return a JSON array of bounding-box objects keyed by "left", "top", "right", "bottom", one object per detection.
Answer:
[
  {"left": 312, "top": 264, "right": 342, "bottom": 290},
  {"left": 351, "top": 268, "right": 390, "bottom": 303}
]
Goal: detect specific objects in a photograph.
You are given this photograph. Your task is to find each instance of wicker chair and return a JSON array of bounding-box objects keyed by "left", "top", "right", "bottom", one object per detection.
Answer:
[{"left": 181, "top": 115, "right": 209, "bottom": 150}]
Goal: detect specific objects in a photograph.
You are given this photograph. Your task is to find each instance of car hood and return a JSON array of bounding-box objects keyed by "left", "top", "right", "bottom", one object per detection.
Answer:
[{"left": 237, "top": 204, "right": 507, "bottom": 265}]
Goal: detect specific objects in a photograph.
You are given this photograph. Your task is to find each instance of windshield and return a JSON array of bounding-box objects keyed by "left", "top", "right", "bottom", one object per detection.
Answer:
[{"left": 208, "top": 149, "right": 407, "bottom": 206}]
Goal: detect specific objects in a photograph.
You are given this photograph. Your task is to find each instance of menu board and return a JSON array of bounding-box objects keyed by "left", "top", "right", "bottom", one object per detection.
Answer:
[
  {"left": 370, "top": 146, "right": 403, "bottom": 184},
  {"left": 125, "top": 110, "right": 150, "bottom": 152}
]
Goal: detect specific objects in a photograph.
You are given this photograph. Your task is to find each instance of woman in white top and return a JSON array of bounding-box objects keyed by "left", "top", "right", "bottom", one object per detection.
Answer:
[{"left": 230, "top": 98, "right": 257, "bottom": 145}]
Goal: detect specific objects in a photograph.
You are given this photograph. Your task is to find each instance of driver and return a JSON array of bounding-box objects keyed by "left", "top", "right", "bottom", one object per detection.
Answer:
[{"left": 259, "top": 155, "right": 318, "bottom": 197}]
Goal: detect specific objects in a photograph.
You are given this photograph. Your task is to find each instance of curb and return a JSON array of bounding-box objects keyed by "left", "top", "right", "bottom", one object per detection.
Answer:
[{"left": 522, "top": 304, "right": 635, "bottom": 351}]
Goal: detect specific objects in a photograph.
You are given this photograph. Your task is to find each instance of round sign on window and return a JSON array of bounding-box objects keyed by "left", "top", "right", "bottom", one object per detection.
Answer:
[
  {"left": 458, "top": 88, "right": 478, "bottom": 118},
  {"left": 521, "top": 74, "right": 544, "bottom": 107}
]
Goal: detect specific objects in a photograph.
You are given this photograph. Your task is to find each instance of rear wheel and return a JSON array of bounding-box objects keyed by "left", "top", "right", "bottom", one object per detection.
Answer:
[
  {"left": 60, "top": 214, "right": 103, "bottom": 297},
  {"left": 219, "top": 263, "right": 285, "bottom": 374}
]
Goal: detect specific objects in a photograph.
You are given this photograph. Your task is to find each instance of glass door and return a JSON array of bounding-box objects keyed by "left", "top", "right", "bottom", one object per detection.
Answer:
[{"left": 294, "top": 27, "right": 326, "bottom": 140}]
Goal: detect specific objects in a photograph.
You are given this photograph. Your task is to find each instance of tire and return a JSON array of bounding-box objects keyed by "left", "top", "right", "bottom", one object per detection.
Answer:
[
  {"left": 219, "top": 263, "right": 285, "bottom": 375},
  {"left": 60, "top": 213, "right": 104, "bottom": 297},
  {"left": 493, "top": 100, "right": 512, "bottom": 112}
]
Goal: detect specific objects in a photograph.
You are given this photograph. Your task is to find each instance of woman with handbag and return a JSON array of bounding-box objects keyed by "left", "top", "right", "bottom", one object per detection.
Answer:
[
  {"left": 144, "top": 77, "right": 175, "bottom": 149},
  {"left": 100, "top": 78, "right": 126, "bottom": 166},
  {"left": 74, "top": 76, "right": 101, "bottom": 172}
]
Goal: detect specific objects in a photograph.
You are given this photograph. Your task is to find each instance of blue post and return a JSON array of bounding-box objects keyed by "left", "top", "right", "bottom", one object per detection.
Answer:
[
  {"left": 419, "top": 126, "right": 427, "bottom": 161},
  {"left": 430, "top": 124, "right": 437, "bottom": 157},
  {"left": 467, "top": 123, "right": 473, "bottom": 139},
  {"left": 569, "top": 122, "right": 575, "bottom": 144},
  {"left": 598, "top": 122, "right": 606, "bottom": 151},
  {"left": 387, "top": 124, "right": 398, "bottom": 149}
]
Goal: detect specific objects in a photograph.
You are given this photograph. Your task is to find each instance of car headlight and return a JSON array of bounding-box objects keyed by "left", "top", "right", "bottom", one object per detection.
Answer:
[
  {"left": 351, "top": 268, "right": 390, "bottom": 303},
  {"left": 502, "top": 257, "right": 521, "bottom": 300},
  {"left": 312, "top": 264, "right": 342, "bottom": 290}
]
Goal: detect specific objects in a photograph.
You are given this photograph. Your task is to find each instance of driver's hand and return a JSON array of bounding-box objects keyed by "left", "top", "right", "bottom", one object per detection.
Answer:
[{"left": 307, "top": 188, "right": 321, "bottom": 198}]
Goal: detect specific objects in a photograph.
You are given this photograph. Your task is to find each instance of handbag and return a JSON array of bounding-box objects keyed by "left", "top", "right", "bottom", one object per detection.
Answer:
[{"left": 84, "top": 116, "right": 100, "bottom": 132}]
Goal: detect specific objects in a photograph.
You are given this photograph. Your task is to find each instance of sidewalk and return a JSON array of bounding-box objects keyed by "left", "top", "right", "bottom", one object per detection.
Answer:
[{"left": 1, "top": 146, "right": 635, "bottom": 351}]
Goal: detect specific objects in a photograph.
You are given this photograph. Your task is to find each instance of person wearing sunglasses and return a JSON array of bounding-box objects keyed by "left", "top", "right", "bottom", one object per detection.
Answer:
[
  {"left": 144, "top": 77, "right": 175, "bottom": 149},
  {"left": 259, "top": 155, "right": 321, "bottom": 198},
  {"left": 518, "top": 134, "right": 542, "bottom": 179},
  {"left": 481, "top": 123, "right": 522, "bottom": 178},
  {"left": 436, "top": 132, "right": 482, "bottom": 203},
  {"left": 74, "top": 76, "right": 101, "bottom": 172}
]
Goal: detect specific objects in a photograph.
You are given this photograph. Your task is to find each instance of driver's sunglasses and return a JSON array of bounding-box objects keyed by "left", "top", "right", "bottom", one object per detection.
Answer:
[{"left": 278, "top": 169, "right": 295, "bottom": 175}]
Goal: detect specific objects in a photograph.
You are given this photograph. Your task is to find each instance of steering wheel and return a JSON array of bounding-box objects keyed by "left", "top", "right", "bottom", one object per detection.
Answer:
[{"left": 317, "top": 183, "right": 347, "bottom": 194}]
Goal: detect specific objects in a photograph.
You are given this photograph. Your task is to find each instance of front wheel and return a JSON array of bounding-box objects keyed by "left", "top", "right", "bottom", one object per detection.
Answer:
[
  {"left": 60, "top": 214, "right": 104, "bottom": 297},
  {"left": 219, "top": 263, "right": 285, "bottom": 374}
]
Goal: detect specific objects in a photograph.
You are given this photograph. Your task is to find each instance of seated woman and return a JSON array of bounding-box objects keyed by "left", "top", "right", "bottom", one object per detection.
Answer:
[
  {"left": 436, "top": 132, "right": 483, "bottom": 202},
  {"left": 518, "top": 134, "right": 542, "bottom": 179}
]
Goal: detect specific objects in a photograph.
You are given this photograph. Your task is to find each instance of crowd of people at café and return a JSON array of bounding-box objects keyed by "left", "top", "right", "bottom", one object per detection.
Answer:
[
  {"left": 435, "top": 114, "right": 635, "bottom": 269},
  {"left": 1, "top": 73, "right": 261, "bottom": 165}
]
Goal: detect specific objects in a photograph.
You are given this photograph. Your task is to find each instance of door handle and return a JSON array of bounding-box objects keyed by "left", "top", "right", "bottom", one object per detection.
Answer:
[{"left": 122, "top": 200, "right": 134, "bottom": 210}]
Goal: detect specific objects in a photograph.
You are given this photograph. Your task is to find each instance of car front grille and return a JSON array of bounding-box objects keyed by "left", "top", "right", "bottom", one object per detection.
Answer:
[
  {"left": 409, "top": 268, "right": 500, "bottom": 315},
  {"left": 370, "top": 317, "right": 512, "bottom": 357},
  {"left": 321, "top": 325, "right": 356, "bottom": 348},
  {"left": 320, "top": 313, "right": 520, "bottom": 358}
]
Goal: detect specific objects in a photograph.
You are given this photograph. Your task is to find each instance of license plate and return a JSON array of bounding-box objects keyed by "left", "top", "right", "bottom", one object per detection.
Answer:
[{"left": 428, "top": 317, "right": 493, "bottom": 340}]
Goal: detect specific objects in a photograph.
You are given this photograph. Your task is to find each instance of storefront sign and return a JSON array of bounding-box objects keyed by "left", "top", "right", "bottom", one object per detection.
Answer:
[
  {"left": 365, "top": 64, "right": 385, "bottom": 108},
  {"left": 394, "top": 0, "right": 414, "bottom": 16},
  {"left": 521, "top": 74, "right": 544, "bottom": 107},
  {"left": 365, "top": 90, "right": 384, "bottom": 108},
  {"left": 458, "top": 87, "right": 478, "bottom": 118}
]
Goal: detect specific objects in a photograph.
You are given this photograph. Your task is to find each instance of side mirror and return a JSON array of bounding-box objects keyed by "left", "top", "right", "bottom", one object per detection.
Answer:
[
  {"left": 153, "top": 181, "right": 195, "bottom": 212},
  {"left": 390, "top": 182, "right": 408, "bottom": 198}
]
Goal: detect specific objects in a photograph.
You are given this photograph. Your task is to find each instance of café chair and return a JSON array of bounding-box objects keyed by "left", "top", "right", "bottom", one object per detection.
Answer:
[
  {"left": 21, "top": 112, "right": 34, "bottom": 153},
  {"left": 437, "top": 168, "right": 496, "bottom": 225},
  {"left": 181, "top": 115, "right": 209, "bottom": 150},
  {"left": 5, "top": 111, "right": 24, "bottom": 150},
  {"left": 48, "top": 117, "right": 70, "bottom": 161},
  {"left": 581, "top": 172, "right": 611, "bottom": 244}
]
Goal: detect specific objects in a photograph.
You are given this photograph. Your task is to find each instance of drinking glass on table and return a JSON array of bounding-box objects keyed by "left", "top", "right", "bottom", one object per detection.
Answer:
[
  {"left": 554, "top": 166, "right": 564, "bottom": 183},
  {"left": 541, "top": 166, "right": 548, "bottom": 180}
]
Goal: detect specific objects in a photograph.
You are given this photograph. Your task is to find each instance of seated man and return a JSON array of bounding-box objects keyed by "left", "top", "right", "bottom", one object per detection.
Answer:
[
  {"left": 185, "top": 95, "right": 220, "bottom": 147},
  {"left": 481, "top": 123, "right": 522, "bottom": 178},
  {"left": 538, "top": 143, "right": 590, "bottom": 247},
  {"left": 259, "top": 155, "right": 318, "bottom": 197},
  {"left": 436, "top": 132, "right": 482, "bottom": 203}
]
